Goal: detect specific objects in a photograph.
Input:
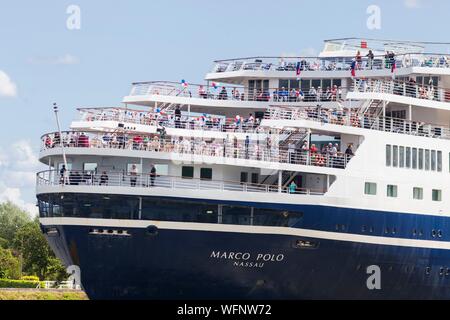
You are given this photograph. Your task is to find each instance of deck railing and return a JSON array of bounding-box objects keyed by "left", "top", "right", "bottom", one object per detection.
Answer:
[
  {"left": 77, "top": 107, "right": 267, "bottom": 134},
  {"left": 37, "top": 170, "right": 325, "bottom": 196},
  {"left": 266, "top": 106, "right": 450, "bottom": 140},
  {"left": 40, "top": 131, "right": 353, "bottom": 170},
  {"left": 128, "top": 81, "right": 348, "bottom": 102},
  {"left": 352, "top": 78, "right": 450, "bottom": 103},
  {"left": 210, "top": 53, "right": 450, "bottom": 73}
]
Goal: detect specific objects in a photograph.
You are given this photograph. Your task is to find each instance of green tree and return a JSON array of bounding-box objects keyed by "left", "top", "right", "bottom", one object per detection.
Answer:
[
  {"left": 0, "top": 202, "right": 31, "bottom": 247},
  {"left": 0, "top": 247, "right": 21, "bottom": 279},
  {"left": 13, "top": 222, "right": 51, "bottom": 280}
]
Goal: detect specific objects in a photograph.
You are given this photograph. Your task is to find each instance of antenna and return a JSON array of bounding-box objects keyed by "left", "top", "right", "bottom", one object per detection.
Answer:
[{"left": 53, "top": 103, "right": 69, "bottom": 171}]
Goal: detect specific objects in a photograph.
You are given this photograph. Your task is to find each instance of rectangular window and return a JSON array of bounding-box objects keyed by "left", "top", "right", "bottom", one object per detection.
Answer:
[
  {"left": 83, "top": 163, "right": 98, "bottom": 173},
  {"left": 405, "top": 147, "right": 411, "bottom": 168},
  {"left": 365, "top": 182, "right": 377, "bottom": 196},
  {"left": 399, "top": 146, "right": 405, "bottom": 168},
  {"left": 413, "top": 187, "right": 424, "bottom": 200},
  {"left": 387, "top": 185, "right": 398, "bottom": 198},
  {"left": 393, "top": 145, "right": 399, "bottom": 167},
  {"left": 425, "top": 150, "right": 430, "bottom": 171},
  {"left": 431, "top": 150, "right": 436, "bottom": 171},
  {"left": 182, "top": 166, "right": 194, "bottom": 179},
  {"left": 154, "top": 164, "right": 168, "bottom": 176},
  {"left": 437, "top": 151, "right": 442, "bottom": 172},
  {"left": 58, "top": 163, "right": 73, "bottom": 171},
  {"left": 432, "top": 189, "right": 442, "bottom": 202},
  {"left": 418, "top": 149, "right": 424, "bottom": 170},
  {"left": 240, "top": 172, "right": 248, "bottom": 183},
  {"left": 200, "top": 168, "right": 213, "bottom": 180},
  {"left": 386, "top": 145, "right": 392, "bottom": 167},
  {"left": 251, "top": 173, "right": 259, "bottom": 184},
  {"left": 412, "top": 148, "right": 418, "bottom": 169}
]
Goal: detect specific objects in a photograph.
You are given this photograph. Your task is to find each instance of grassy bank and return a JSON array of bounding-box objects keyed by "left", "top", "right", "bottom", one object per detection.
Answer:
[{"left": 0, "top": 289, "right": 89, "bottom": 300}]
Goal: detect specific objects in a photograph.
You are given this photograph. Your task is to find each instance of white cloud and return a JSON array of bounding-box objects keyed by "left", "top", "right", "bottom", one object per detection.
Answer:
[
  {"left": 28, "top": 54, "right": 80, "bottom": 65},
  {"left": 404, "top": 0, "right": 422, "bottom": 8},
  {"left": 0, "top": 140, "right": 42, "bottom": 216},
  {"left": 0, "top": 71, "right": 18, "bottom": 97}
]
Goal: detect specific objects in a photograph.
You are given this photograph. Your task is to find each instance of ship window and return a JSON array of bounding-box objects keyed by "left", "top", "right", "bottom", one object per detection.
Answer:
[
  {"left": 222, "top": 205, "right": 251, "bottom": 226},
  {"left": 251, "top": 173, "right": 259, "bottom": 184},
  {"left": 253, "top": 209, "right": 303, "bottom": 227},
  {"left": 432, "top": 230, "right": 437, "bottom": 238},
  {"left": 200, "top": 168, "right": 213, "bottom": 180},
  {"left": 405, "top": 147, "right": 411, "bottom": 168},
  {"left": 437, "top": 151, "right": 442, "bottom": 172},
  {"left": 154, "top": 164, "right": 168, "bottom": 176},
  {"left": 332, "top": 79, "right": 342, "bottom": 87},
  {"left": 399, "top": 146, "right": 405, "bottom": 168},
  {"left": 182, "top": 166, "right": 194, "bottom": 179},
  {"left": 413, "top": 187, "right": 424, "bottom": 200},
  {"left": 365, "top": 182, "right": 377, "bottom": 196},
  {"left": 83, "top": 163, "right": 97, "bottom": 173},
  {"left": 418, "top": 149, "right": 424, "bottom": 170},
  {"left": 392, "top": 146, "right": 399, "bottom": 167},
  {"left": 412, "top": 148, "right": 418, "bottom": 169},
  {"left": 240, "top": 172, "right": 248, "bottom": 183},
  {"left": 431, "top": 150, "right": 437, "bottom": 171},
  {"left": 386, "top": 145, "right": 392, "bottom": 167},
  {"left": 432, "top": 189, "right": 442, "bottom": 202},
  {"left": 425, "top": 150, "right": 430, "bottom": 171},
  {"left": 387, "top": 185, "right": 398, "bottom": 198}
]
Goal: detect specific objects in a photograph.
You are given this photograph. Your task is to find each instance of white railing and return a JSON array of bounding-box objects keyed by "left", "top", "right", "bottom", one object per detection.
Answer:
[
  {"left": 266, "top": 106, "right": 450, "bottom": 140},
  {"left": 211, "top": 53, "right": 450, "bottom": 73},
  {"left": 128, "top": 81, "right": 348, "bottom": 102},
  {"left": 352, "top": 79, "right": 450, "bottom": 103},
  {"left": 41, "top": 131, "right": 353, "bottom": 170},
  {"left": 42, "top": 281, "right": 82, "bottom": 290},
  {"left": 37, "top": 170, "right": 326, "bottom": 196},
  {"left": 77, "top": 107, "right": 266, "bottom": 134}
]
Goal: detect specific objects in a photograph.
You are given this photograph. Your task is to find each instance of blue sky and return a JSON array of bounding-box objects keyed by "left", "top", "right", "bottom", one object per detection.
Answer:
[{"left": 0, "top": 0, "right": 448, "bottom": 214}]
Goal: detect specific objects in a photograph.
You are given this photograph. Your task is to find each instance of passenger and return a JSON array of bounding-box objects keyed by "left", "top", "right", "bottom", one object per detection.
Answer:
[
  {"left": 99, "top": 171, "right": 109, "bottom": 186},
  {"left": 366, "top": 50, "right": 374, "bottom": 70},
  {"left": 345, "top": 144, "right": 354, "bottom": 156},
  {"left": 149, "top": 164, "right": 156, "bottom": 186},
  {"left": 130, "top": 164, "right": 138, "bottom": 187},
  {"left": 289, "top": 181, "right": 297, "bottom": 194},
  {"left": 219, "top": 87, "right": 228, "bottom": 100},
  {"left": 198, "top": 85, "right": 207, "bottom": 99}
]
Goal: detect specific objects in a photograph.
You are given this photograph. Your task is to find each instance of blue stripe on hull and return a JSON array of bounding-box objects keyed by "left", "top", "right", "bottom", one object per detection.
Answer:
[{"left": 45, "top": 224, "right": 450, "bottom": 300}]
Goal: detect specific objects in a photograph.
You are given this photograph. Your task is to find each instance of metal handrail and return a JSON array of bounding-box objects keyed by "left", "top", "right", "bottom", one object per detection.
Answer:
[
  {"left": 266, "top": 106, "right": 450, "bottom": 140},
  {"left": 36, "top": 170, "right": 326, "bottom": 196},
  {"left": 128, "top": 81, "right": 349, "bottom": 102},
  {"left": 40, "top": 131, "right": 353, "bottom": 170},
  {"left": 351, "top": 78, "right": 450, "bottom": 103},
  {"left": 210, "top": 53, "right": 450, "bottom": 73}
]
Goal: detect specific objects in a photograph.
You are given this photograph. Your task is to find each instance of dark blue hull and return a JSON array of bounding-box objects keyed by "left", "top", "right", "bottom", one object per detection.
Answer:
[{"left": 44, "top": 224, "right": 450, "bottom": 300}]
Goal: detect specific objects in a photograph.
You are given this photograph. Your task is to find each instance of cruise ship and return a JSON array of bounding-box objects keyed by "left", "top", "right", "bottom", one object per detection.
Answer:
[{"left": 37, "top": 38, "right": 450, "bottom": 299}]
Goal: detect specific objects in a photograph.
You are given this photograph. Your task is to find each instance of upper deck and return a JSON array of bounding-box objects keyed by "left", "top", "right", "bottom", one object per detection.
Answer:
[{"left": 206, "top": 38, "right": 450, "bottom": 84}]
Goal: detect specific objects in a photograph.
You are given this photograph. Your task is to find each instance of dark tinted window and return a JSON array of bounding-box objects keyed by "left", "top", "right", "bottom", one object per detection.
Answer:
[{"left": 182, "top": 166, "right": 194, "bottom": 179}]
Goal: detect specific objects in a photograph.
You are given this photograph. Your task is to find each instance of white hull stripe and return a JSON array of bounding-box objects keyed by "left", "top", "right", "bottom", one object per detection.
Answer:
[{"left": 41, "top": 217, "right": 450, "bottom": 251}]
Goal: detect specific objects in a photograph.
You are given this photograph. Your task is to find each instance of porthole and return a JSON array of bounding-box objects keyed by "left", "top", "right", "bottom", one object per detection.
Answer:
[
  {"left": 425, "top": 267, "right": 431, "bottom": 275},
  {"left": 446, "top": 268, "right": 450, "bottom": 276},
  {"left": 335, "top": 224, "right": 340, "bottom": 231},
  {"left": 412, "top": 229, "right": 417, "bottom": 236},
  {"left": 432, "top": 230, "right": 437, "bottom": 238},
  {"left": 392, "top": 228, "right": 397, "bottom": 235},
  {"left": 361, "top": 226, "right": 367, "bottom": 232},
  {"left": 384, "top": 228, "right": 389, "bottom": 234},
  {"left": 369, "top": 227, "right": 374, "bottom": 233},
  {"left": 440, "top": 267, "right": 444, "bottom": 276},
  {"left": 419, "top": 230, "right": 424, "bottom": 236},
  {"left": 438, "top": 230, "right": 443, "bottom": 238}
]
